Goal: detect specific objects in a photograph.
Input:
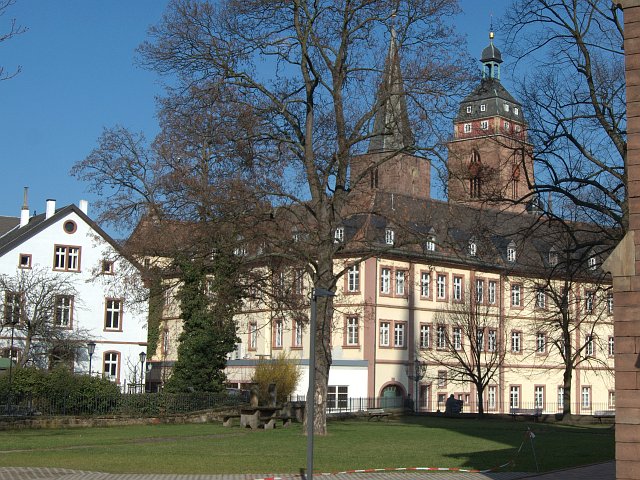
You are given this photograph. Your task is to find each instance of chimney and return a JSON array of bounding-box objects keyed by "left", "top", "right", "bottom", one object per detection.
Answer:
[
  {"left": 20, "top": 187, "right": 29, "bottom": 227},
  {"left": 79, "top": 199, "right": 88, "bottom": 215},
  {"left": 45, "top": 199, "right": 56, "bottom": 219}
]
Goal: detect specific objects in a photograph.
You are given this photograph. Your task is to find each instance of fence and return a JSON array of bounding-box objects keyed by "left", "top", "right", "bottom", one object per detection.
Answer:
[
  {"left": 0, "top": 391, "right": 247, "bottom": 417},
  {"left": 423, "top": 398, "right": 614, "bottom": 416}
]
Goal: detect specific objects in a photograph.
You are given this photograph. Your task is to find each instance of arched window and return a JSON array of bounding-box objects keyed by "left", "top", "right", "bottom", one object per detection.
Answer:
[{"left": 469, "top": 150, "right": 482, "bottom": 198}]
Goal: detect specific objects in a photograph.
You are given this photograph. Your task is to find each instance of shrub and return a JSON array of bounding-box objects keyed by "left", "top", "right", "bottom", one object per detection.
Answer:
[{"left": 251, "top": 352, "right": 301, "bottom": 405}]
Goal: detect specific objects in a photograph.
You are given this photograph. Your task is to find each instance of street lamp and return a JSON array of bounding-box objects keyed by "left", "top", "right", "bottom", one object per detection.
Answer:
[
  {"left": 307, "top": 287, "right": 335, "bottom": 480},
  {"left": 406, "top": 358, "right": 426, "bottom": 413},
  {"left": 87, "top": 341, "right": 96, "bottom": 376},
  {"left": 139, "top": 351, "right": 146, "bottom": 393}
]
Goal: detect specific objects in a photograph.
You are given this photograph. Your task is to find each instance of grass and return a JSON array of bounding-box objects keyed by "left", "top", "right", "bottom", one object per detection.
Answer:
[{"left": 0, "top": 416, "right": 614, "bottom": 474}]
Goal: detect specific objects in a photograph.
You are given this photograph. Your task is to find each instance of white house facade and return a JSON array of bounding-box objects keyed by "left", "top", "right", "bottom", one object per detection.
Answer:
[{"left": 0, "top": 194, "right": 148, "bottom": 391}]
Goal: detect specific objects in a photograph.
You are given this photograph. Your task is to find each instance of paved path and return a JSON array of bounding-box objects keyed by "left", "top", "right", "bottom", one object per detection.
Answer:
[{"left": 0, "top": 462, "right": 615, "bottom": 480}]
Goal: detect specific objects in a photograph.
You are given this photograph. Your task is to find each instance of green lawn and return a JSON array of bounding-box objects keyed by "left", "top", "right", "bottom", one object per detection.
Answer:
[{"left": 0, "top": 416, "right": 614, "bottom": 474}]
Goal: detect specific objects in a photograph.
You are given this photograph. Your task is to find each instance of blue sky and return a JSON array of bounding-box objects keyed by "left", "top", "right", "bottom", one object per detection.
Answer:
[{"left": 0, "top": 0, "right": 513, "bottom": 223}]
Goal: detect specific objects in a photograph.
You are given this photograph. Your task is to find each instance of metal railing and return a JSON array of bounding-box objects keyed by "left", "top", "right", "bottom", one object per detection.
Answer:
[{"left": 0, "top": 391, "right": 247, "bottom": 417}]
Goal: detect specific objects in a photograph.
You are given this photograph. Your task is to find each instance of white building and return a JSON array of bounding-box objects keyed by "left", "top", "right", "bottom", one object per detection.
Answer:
[{"left": 0, "top": 193, "right": 148, "bottom": 391}]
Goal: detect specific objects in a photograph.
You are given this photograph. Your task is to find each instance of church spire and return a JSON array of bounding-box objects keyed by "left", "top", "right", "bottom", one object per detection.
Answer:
[
  {"left": 481, "top": 26, "right": 503, "bottom": 80},
  {"left": 368, "top": 24, "right": 414, "bottom": 153}
]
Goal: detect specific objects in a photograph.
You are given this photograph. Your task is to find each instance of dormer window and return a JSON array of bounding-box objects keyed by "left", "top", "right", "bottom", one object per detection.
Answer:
[
  {"left": 549, "top": 248, "right": 558, "bottom": 267},
  {"left": 233, "top": 236, "right": 247, "bottom": 256},
  {"left": 480, "top": 104, "right": 486, "bottom": 112},
  {"left": 464, "top": 123, "right": 472, "bottom": 133},
  {"left": 514, "top": 107, "right": 519, "bottom": 116},
  {"left": 588, "top": 256, "right": 597, "bottom": 271},
  {"left": 334, "top": 226, "right": 344, "bottom": 243},
  {"left": 507, "top": 242, "right": 516, "bottom": 263},
  {"left": 466, "top": 105, "right": 472, "bottom": 114},
  {"left": 385, "top": 228, "right": 395, "bottom": 245},
  {"left": 292, "top": 230, "right": 300, "bottom": 243},
  {"left": 425, "top": 236, "right": 436, "bottom": 252},
  {"left": 504, "top": 103, "right": 510, "bottom": 112},
  {"left": 468, "top": 240, "right": 477, "bottom": 257}
]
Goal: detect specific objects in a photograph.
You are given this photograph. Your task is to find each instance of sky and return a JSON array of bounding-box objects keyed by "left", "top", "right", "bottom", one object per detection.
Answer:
[{"left": 0, "top": 0, "right": 513, "bottom": 224}]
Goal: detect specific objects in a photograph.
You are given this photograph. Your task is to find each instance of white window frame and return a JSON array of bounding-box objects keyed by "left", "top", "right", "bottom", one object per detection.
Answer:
[
  {"left": 420, "top": 324, "right": 431, "bottom": 349},
  {"left": 504, "top": 103, "right": 510, "bottom": 112},
  {"left": 534, "top": 386, "right": 544, "bottom": 409},
  {"left": 394, "top": 323, "right": 406, "bottom": 348},
  {"left": 466, "top": 105, "right": 472, "bottom": 114},
  {"left": 468, "top": 240, "right": 477, "bottom": 256},
  {"left": 437, "top": 274, "right": 447, "bottom": 300},
  {"left": 581, "top": 386, "right": 591, "bottom": 409},
  {"left": 104, "top": 352, "right": 119, "bottom": 382},
  {"left": 480, "top": 120, "right": 489, "bottom": 130},
  {"left": 420, "top": 272, "right": 430, "bottom": 297},
  {"left": 379, "top": 322, "right": 390, "bottom": 347},
  {"left": 488, "top": 330, "right": 497, "bottom": 352},
  {"left": 347, "top": 264, "right": 360, "bottom": 292},
  {"left": 480, "top": 104, "right": 486, "bottom": 112},
  {"left": 346, "top": 317, "right": 359, "bottom": 346},
  {"left": 475, "top": 279, "right": 484, "bottom": 303},
  {"left": 488, "top": 281, "right": 497, "bottom": 304},
  {"left": 54, "top": 295, "right": 73, "bottom": 327},
  {"left": 585, "top": 335, "right": 594, "bottom": 356},
  {"left": 452, "top": 326, "right": 462, "bottom": 350},
  {"left": 294, "top": 320, "right": 303, "bottom": 348},
  {"left": 385, "top": 228, "right": 395, "bottom": 245},
  {"left": 536, "top": 288, "right": 546, "bottom": 309},
  {"left": 514, "top": 107, "right": 519, "bottom": 116},
  {"left": 54, "top": 245, "right": 81, "bottom": 272},
  {"left": 249, "top": 322, "right": 258, "bottom": 350},
  {"left": 510, "top": 386, "right": 520, "bottom": 409},
  {"left": 105, "top": 299, "right": 122, "bottom": 330},
  {"left": 274, "top": 320, "right": 283, "bottom": 348},
  {"left": 395, "top": 270, "right": 406, "bottom": 296},
  {"left": 536, "top": 332, "right": 546, "bottom": 353},
  {"left": 511, "top": 331, "right": 521, "bottom": 353},
  {"left": 436, "top": 325, "right": 446, "bottom": 349},
  {"left": 425, "top": 236, "right": 436, "bottom": 252},
  {"left": 488, "top": 385, "right": 496, "bottom": 409},
  {"left": 511, "top": 284, "right": 521, "bottom": 307},
  {"left": 507, "top": 244, "right": 516, "bottom": 262},
  {"left": 334, "top": 226, "right": 344, "bottom": 243},
  {"left": 464, "top": 123, "right": 472, "bottom": 133},
  {"left": 608, "top": 336, "right": 615, "bottom": 356},
  {"left": 380, "top": 268, "right": 391, "bottom": 294}
]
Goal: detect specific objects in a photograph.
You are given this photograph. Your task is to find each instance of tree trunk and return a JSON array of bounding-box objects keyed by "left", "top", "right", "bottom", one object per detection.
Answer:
[
  {"left": 562, "top": 364, "right": 573, "bottom": 418},
  {"left": 476, "top": 387, "right": 485, "bottom": 418}
]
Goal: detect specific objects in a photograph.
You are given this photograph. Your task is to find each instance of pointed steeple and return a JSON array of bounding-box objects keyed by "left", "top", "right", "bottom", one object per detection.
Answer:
[{"left": 368, "top": 26, "right": 414, "bottom": 153}]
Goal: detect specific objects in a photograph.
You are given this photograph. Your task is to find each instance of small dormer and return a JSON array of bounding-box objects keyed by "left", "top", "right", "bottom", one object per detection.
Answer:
[
  {"left": 385, "top": 227, "right": 395, "bottom": 246},
  {"left": 334, "top": 226, "right": 345, "bottom": 244},
  {"left": 424, "top": 228, "right": 436, "bottom": 253},
  {"left": 588, "top": 255, "right": 597, "bottom": 271},
  {"left": 506, "top": 241, "right": 516, "bottom": 263},
  {"left": 548, "top": 247, "right": 559, "bottom": 267},
  {"left": 468, "top": 237, "right": 477, "bottom": 257}
]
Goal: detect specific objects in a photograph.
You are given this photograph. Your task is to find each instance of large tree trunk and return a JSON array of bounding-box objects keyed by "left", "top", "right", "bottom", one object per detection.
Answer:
[
  {"left": 476, "top": 386, "right": 485, "bottom": 418},
  {"left": 562, "top": 363, "right": 573, "bottom": 418}
]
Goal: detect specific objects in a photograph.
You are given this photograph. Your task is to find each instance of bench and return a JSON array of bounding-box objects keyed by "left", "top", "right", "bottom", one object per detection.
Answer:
[
  {"left": 366, "top": 408, "right": 391, "bottom": 421},
  {"left": 222, "top": 414, "right": 241, "bottom": 427},
  {"left": 509, "top": 408, "right": 542, "bottom": 421},
  {"left": 594, "top": 410, "right": 615, "bottom": 423}
]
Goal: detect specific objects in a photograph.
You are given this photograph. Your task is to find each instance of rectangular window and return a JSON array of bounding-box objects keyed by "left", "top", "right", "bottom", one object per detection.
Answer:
[
  {"left": 104, "top": 299, "right": 122, "bottom": 331},
  {"left": 394, "top": 322, "right": 406, "bottom": 348},
  {"left": 437, "top": 274, "right": 447, "bottom": 300},
  {"left": 558, "top": 387, "right": 564, "bottom": 411},
  {"left": 347, "top": 265, "right": 360, "bottom": 293},
  {"left": 437, "top": 370, "right": 447, "bottom": 388},
  {"left": 504, "top": 103, "right": 510, "bottom": 112},
  {"left": 54, "top": 245, "right": 81, "bottom": 272},
  {"left": 293, "top": 269, "right": 304, "bottom": 295},
  {"left": 507, "top": 246, "right": 516, "bottom": 262},
  {"left": 19, "top": 254, "right": 32, "bottom": 269},
  {"left": 536, "top": 332, "right": 546, "bottom": 353},
  {"left": 607, "top": 293, "right": 613, "bottom": 314},
  {"left": 534, "top": 386, "right": 545, "bottom": 409},
  {"left": 480, "top": 120, "right": 489, "bottom": 130},
  {"left": 511, "top": 331, "right": 521, "bottom": 353},
  {"left": 488, "top": 330, "right": 497, "bottom": 352},
  {"left": 346, "top": 317, "right": 359, "bottom": 346},
  {"left": 608, "top": 336, "right": 615, "bottom": 356},
  {"left": 475, "top": 279, "right": 484, "bottom": 303},
  {"left": 488, "top": 385, "right": 496, "bottom": 410},
  {"left": 480, "top": 104, "right": 486, "bottom": 112},
  {"left": 581, "top": 386, "right": 591, "bottom": 409},
  {"left": 420, "top": 272, "right": 431, "bottom": 298},
  {"left": 464, "top": 123, "right": 472, "bottom": 133},
  {"left": 420, "top": 324, "right": 431, "bottom": 349},
  {"left": 380, "top": 268, "right": 391, "bottom": 294},
  {"left": 453, "top": 276, "right": 463, "bottom": 301},
  {"left": 511, "top": 284, "right": 521, "bottom": 307},
  {"left": 101, "top": 260, "right": 114, "bottom": 274},
  {"left": 274, "top": 320, "right": 283, "bottom": 349},
  {"left": 466, "top": 105, "right": 472, "bottom": 113},
  {"left": 609, "top": 390, "right": 616, "bottom": 408},
  {"left": 425, "top": 237, "right": 436, "bottom": 252},
  {"left": 585, "top": 335, "right": 594, "bottom": 356},
  {"left": 294, "top": 320, "right": 303, "bottom": 348},
  {"left": 327, "top": 386, "right": 348, "bottom": 410},
  {"left": 334, "top": 227, "right": 344, "bottom": 243},
  {"left": 476, "top": 328, "right": 485, "bottom": 351},
  {"left": 436, "top": 325, "right": 446, "bottom": 349},
  {"left": 379, "top": 322, "right": 390, "bottom": 347},
  {"left": 488, "top": 281, "right": 497, "bottom": 304},
  {"left": 536, "top": 288, "right": 546, "bottom": 309},
  {"left": 510, "top": 386, "right": 520, "bottom": 409},
  {"left": 395, "top": 270, "right": 406, "bottom": 296},
  {"left": 3, "top": 292, "right": 22, "bottom": 324},
  {"left": 452, "top": 326, "right": 462, "bottom": 350},
  {"left": 54, "top": 295, "right": 73, "bottom": 327},
  {"left": 514, "top": 107, "right": 519, "bottom": 116},
  {"left": 385, "top": 228, "right": 395, "bottom": 245},
  {"left": 585, "top": 291, "right": 594, "bottom": 313},
  {"left": 103, "top": 352, "right": 119, "bottom": 382},
  {"left": 504, "top": 120, "right": 510, "bottom": 130},
  {"left": 249, "top": 322, "right": 258, "bottom": 350}
]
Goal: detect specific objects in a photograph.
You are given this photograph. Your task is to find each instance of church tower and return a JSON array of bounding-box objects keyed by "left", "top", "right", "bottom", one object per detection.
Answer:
[
  {"left": 349, "top": 28, "right": 430, "bottom": 211},
  {"left": 447, "top": 31, "right": 534, "bottom": 212}
]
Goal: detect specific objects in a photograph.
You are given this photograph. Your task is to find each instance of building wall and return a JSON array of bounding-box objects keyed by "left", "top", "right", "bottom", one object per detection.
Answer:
[{"left": 0, "top": 206, "right": 148, "bottom": 390}]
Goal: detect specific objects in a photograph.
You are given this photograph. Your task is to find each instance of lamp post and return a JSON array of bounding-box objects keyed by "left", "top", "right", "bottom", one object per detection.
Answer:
[
  {"left": 87, "top": 341, "right": 96, "bottom": 376},
  {"left": 406, "top": 358, "right": 426, "bottom": 413},
  {"left": 307, "top": 287, "right": 335, "bottom": 480},
  {"left": 139, "top": 351, "right": 146, "bottom": 393}
]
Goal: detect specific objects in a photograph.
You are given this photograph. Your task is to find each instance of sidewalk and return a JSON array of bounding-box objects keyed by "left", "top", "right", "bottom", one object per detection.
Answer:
[{"left": 0, "top": 462, "right": 615, "bottom": 480}]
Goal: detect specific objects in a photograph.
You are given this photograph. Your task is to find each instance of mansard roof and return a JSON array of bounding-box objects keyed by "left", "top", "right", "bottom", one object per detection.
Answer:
[{"left": 455, "top": 78, "right": 523, "bottom": 123}]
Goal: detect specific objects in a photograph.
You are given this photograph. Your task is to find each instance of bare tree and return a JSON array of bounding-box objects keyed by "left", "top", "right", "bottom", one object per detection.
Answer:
[
  {"left": 74, "top": 0, "right": 469, "bottom": 434},
  {"left": 424, "top": 287, "right": 506, "bottom": 417},
  {"left": 0, "top": 0, "right": 25, "bottom": 81},
  {"left": 503, "top": 0, "right": 626, "bottom": 233},
  {"left": 0, "top": 267, "right": 89, "bottom": 369}
]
